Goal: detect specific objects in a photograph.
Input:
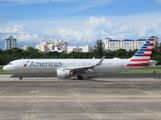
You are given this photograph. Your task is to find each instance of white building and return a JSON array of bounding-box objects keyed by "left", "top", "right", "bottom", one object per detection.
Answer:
[
  {"left": 36, "top": 40, "right": 92, "bottom": 53},
  {"left": 36, "top": 40, "right": 68, "bottom": 53},
  {"left": 104, "top": 38, "right": 120, "bottom": 51},
  {"left": 67, "top": 45, "right": 92, "bottom": 53},
  {"left": 22, "top": 45, "right": 31, "bottom": 50},
  {"left": 104, "top": 36, "right": 158, "bottom": 51},
  {"left": 5, "top": 35, "right": 17, "bottom": 50}
]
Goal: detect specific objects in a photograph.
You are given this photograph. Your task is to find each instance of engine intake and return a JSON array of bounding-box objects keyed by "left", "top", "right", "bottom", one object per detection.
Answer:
[{"left": 57, "top": 69, "right": 73, "bottom": 79}]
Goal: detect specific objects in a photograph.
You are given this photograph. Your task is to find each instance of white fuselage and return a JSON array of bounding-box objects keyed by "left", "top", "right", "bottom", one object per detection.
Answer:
[{"left": 3, "top": 58, "right": 140, "bottom": 74}]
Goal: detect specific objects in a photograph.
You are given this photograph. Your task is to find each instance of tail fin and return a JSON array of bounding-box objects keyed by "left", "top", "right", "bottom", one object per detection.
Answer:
[{"left": 130, "top": 37, "right": 155, "bottom": 63}]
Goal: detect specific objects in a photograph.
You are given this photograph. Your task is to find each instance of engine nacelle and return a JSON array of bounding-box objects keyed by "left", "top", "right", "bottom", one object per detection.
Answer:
[{"left": 57, "top": 69, "right": 73, "bottom": 79}]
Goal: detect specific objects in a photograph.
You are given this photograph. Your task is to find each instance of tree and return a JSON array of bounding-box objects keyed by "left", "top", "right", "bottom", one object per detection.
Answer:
[
  {"left": 116, "top": 49, "right": 127, "bottom": 58},
  {"left": 93, "top": 39, "right": 104, "bottom": 58}
]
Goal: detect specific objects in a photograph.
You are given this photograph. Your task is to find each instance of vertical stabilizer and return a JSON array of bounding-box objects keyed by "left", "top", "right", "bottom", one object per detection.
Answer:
[{"left": 127, "top": 37, "right": 155, "bottom": 67}]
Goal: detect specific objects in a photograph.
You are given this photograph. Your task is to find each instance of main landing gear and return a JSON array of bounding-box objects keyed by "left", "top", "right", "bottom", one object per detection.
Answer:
[
  {"left": 77, "top": 75, "right": 83, "bottom": 80},
  {"left": 19, "top": 73, "right": 23, "bottom": 80}
]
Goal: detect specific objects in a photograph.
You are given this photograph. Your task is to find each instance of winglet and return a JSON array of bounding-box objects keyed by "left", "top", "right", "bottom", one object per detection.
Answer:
[{"left": 95, "top": 56, "right": 105, "bottom": 66}]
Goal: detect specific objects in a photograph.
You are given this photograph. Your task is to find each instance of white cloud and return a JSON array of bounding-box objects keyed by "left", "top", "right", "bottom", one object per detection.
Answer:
[
  {"left": 0, "top": 0, "right": 111, "bottom": 5},
  {"left": 119, "top": 25, "right": 133, "bottom": 33},
  {"left": 76, "top": 0, "right": 111, "bottom": 12},
  {"left": 0, "top": 0, "right": 49, "bottom": 4},
  {"left": 16, "top": 33, "right": 44, "bottom": 42},
  {"left": 156, "top": 0, "right": 161, "bottom": 4},
  {"left": 85, "top": 16, "right": 112, "bottom": 29},
  {"left": 0, "top": 24, "right": 44, "bottom": 43},
  {"left": 0, "top": 18, "right": 7, "bottom": 23},
  {"left": 138, "top": 26, "right": 151, "bottom": 37},
  {"left": 12, "top": 24, "right": 25, "bottom": 33},
  {"left": 156, "top": 22, "right": 161, "bottom": 33},
  {"left": 58, "top": 27, "right": 101, "bottom": 44},
  {"left": 52, "top": 0, "right": 111, "bottom": 4},
  {"left": 1, "top": 13, "right": 161, "bottom": 47},
  {"left": 53, "top": 15, "right": 161, "bottom": 43},
  {"left": 0, "top": 24, "right": 26, "bottom": 33}
]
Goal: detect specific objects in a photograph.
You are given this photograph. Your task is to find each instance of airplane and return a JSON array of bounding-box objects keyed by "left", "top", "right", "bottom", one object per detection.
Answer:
[{"left": 3, "top": 37, "right": 157, "bottom": 80}]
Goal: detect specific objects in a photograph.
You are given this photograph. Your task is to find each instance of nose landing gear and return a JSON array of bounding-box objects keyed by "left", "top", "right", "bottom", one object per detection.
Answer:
[{"left": 19, "top": 73, "right": 23, "bottom": 80}]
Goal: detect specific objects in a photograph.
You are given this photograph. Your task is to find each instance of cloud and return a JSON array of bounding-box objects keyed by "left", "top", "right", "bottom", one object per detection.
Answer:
[
  {"left": 85, "top": 16, "right": 112, "bottom": 29},
  {"left": 77, "top": 0, "right": 111, "bottom": 11},
  {"left": 0, "top": 0, "right": 111, "bottom": 5},
  {"left": 16, "top": 33, "right": 44, "bottom": 42},
  {"left": 138, "top": 26, "right": 151, "bottom": 37},
  {"left": 0, "top": 14, "right": 161, "bottom": 48},
  {"left": 57, "top": 15, "right": 161, "bottom": 43},
  {"left": 52, "top": 0, "right": 111, "bottom": 4},
  {"left": 58, "top": 27, "right": 101, "bottom": 44},
  {"left": 156, "top": 0, "right": 161, "bottom": 4},
  {"left": 0, "top": 18, "right": 7, "bottom": 23},
  {"left": 0, "top": 24, "right": 26, "bottom": 33},
  {"left": 0, "top": 24, "right": 43, "bottom": 43},
  {"left": 0, "top": 0, "right": 49, "bottom": 4},
  {"left": 52, "top": 15, "right": 161, "bottom": 45}
]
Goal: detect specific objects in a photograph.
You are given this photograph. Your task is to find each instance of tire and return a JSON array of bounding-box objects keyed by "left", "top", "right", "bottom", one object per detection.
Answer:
[
  {"left": 77, "top": 75, "right": 83, "bottom": 80},
  {"left": 19, "top": 76, "right": 23, "bottom": 80}
]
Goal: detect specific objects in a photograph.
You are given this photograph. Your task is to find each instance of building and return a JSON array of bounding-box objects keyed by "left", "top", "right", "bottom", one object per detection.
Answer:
[
  {"left": 5, "top": 35, "right": 17, "bottom": 50},
  {"left": 67, "top": 45, "right": 92, "bottom": 53},
  {"left": 104, "top": 36, "right": 158, "bottom": 51},
  {"left": 36, "top": 40, "right": 68, "bottom": 53},
  {"left": 104, "top": 38, "right": 120, "bottom": 51},
  {"left": 22, "top": 45, "right": 31, "bottom": 50},
  {"left": 36, "top": 40, "right": 92, "bottom": 53}
]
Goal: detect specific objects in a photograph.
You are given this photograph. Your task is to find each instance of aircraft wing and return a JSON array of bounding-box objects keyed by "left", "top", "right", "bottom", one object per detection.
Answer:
[{"left": 60, "top": 56, "right": 105, "bottom": 72}]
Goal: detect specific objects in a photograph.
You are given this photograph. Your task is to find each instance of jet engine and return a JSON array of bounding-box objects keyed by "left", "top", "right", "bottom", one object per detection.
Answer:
[{"left": 57, "top": 69, "right": 73, "bottom": 79}]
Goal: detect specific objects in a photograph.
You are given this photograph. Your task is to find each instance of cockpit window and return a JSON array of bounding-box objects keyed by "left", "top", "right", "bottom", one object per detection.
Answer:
[{"left": 9, "top": 63, "right": 14, "bottom": 65}]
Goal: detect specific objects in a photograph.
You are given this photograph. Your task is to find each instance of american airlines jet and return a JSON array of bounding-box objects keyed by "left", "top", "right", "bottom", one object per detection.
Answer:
[{"left": 3, "top": 37, "right": 156, "bottom": 80}]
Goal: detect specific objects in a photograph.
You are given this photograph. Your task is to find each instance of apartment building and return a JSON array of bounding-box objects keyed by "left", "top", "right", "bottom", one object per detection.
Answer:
[
  {"left": 36, "top": 36, "right": 158, "bottom": 53},
  {"left": 104, "top": 36, "right": 158, "bottom": 51},
  {"left": 36, "top": 40, "right": 92, "bottom": 53},
  {"left": 36, "top": 40, "right": 68, "bottom": 53},
  {"left": 5, "top": 35, "right": 17, "bottom": 50},
  {"left": 67, "top": 45, "right": 92, "bottom": 53}
]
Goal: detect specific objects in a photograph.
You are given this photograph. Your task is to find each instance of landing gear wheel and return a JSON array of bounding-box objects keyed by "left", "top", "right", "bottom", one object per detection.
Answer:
[
  {"left": 77, "top": 75, "right": 83, "bottom": 80},
  {"left": 19, "top": 76, "right": 23, "bottom": 80},
  {"left": 19, "top": 73, "right": 23, "bottom": 80}
]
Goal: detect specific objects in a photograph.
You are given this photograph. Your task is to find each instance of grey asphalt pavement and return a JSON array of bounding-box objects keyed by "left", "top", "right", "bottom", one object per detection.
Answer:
[{"left": 0, "top": 75, "right": 161, "bottom": 120}]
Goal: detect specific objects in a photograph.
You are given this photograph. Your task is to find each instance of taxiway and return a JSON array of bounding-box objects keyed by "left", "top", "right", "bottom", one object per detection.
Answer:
[{"left": 0, "top": 75, "right": 161, "bottom": 120}]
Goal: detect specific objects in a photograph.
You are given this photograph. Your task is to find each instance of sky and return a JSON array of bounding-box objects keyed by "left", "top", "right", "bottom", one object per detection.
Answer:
[{"left": 0, "top": 0, "right": 161, "bottom": 49}]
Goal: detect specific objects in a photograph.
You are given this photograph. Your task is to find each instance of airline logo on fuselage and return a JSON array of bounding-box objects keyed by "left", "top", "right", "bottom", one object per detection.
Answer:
[
  {"left": 30, "top": 61, "right": 62, "bottom": 67},
  {"left": 23, "top": 60, "right": 30, "bottom": 67}
]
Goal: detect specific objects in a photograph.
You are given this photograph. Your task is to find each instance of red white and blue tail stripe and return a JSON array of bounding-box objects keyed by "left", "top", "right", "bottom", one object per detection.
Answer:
[{"left": 127, "top": 37, "right": 155, "bottom": 67}]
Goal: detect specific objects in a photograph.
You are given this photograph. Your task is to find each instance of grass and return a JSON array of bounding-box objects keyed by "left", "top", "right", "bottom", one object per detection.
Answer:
[
  {"left": 120, "top": 66, "right": 161, "bottom": 74},
  {"left": 0, "top": 65, "right": 4, "bottom": 69},
  {"left": 0, "top": 69, "right": 12, "bottom": 74}
]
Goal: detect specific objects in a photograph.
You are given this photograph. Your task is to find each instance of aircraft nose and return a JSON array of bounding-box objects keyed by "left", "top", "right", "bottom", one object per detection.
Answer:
[
  {"left": 3, "top": 65, "right": 11, "bottom": 72},
  {"left": 3, "top": 66, "right": 8, "bottom": 71}
]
